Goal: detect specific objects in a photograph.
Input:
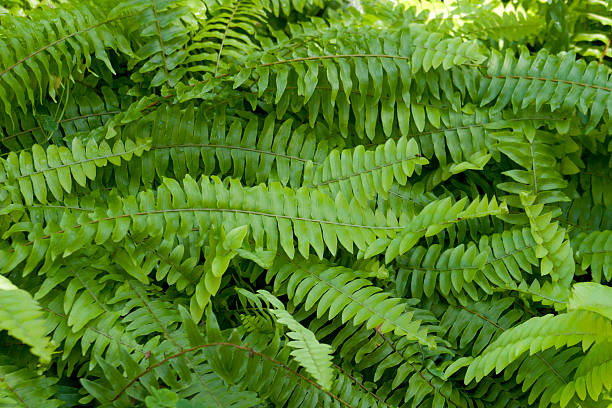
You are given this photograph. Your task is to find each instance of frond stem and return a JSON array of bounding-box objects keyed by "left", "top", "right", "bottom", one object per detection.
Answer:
[
  {"left": 214, "top": 0, "right": 242, "bottom": 76},
  {"left": 484, "top": 74, "right": 612, "bottom": 93},
  {"left": 374, "top": 328, "right": 458, "bottom": 407},
  {"left": 149, "top": 0, "right": 170, "bottom": 87},
  {"left": 14, "top": 142, "right": 150, "bottom": 180},
  {"left": 151, "top": 143, "right": 311, "bottom": 163},
  {"left": 0, "top": 375, "right": 29, "bottom": 408},
  {"left": 310, "top": 154, "right": 423, "bottom": 187},
  {"left": 111, "top": 341, "right": 354, "bottom": 407}
]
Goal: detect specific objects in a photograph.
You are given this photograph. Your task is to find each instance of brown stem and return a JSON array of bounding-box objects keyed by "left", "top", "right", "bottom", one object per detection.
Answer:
[{"left": 111, "top": 342, "right": 354, "bottom": 407}]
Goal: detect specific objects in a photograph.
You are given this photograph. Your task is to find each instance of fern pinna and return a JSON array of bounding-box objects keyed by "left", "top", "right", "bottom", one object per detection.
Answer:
[{"left": 0, "top": 0, "right": 611, "bottom": 407}]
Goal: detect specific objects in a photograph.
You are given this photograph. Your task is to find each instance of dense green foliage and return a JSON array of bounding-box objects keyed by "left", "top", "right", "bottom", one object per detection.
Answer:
[{"left": 0, "top": 0, "right": 611, "bottom": 406}]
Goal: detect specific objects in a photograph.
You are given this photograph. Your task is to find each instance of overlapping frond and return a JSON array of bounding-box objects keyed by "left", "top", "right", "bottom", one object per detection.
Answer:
[
  {"left": 0, "top": 82, "right": 128, "bottom": 151},
  {"left": 190, "top": 0, "right": 266, "bottom": 76},
  {"left": 464, "top": 310, "right": 612, "bottom": 383},
  {"left": 108, "top": 0, "right": 196, "bottom": 88}
]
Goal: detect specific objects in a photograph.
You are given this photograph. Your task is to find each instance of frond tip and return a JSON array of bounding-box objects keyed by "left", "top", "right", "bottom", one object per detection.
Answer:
[
  {"left": 0, "top": 275, "right": 54, "bottom": 363},
  {"left": 259, "top": 290, "right": 335, "bottom": 391}
]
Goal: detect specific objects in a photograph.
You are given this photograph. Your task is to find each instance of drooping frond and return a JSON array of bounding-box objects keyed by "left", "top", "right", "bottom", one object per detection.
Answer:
[
  {"left": 464, "top": 310, "right": 612, "bottom": 383},
  {"left": 1, "top": 136, "right": 150, "bottom": 204},
  {"left": 117, "top": 105, "right": 340, "bottom": 189}
]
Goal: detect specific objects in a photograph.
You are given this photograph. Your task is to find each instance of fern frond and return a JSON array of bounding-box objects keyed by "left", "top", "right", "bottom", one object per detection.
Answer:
[
  {"left": 581, "top": 155, "right": 612, "bottom": 207},
  {"left": 397, "top": 226, "right": 543, "bottom": 300},
  {"left": 229, "top": 24, "right": 487, "bottom": 140},
  {"left": 494, "top": 130, "right": 569, "bottom": 206},
  {"left": 464, "top": 310, "right": 612, "bottom": 383},
  {"left": 0, "top": 2, "right": 131, "bottom": 116},
  {"left": 190, "top": 0, "right": 266, "bottom": 76},
  {"left": 568, "top": 282, "right": 612, "bottom": 320},
  {"left": 470, "top": 347, "right": 584, "bottom": 408},
  {"left": 267, "top": 257, "right": 435, "bottom": 347},
  {"left": 267, "top": 0, "right": 326, "bottom": 16},
  {"left": 305, "top": 136, "right": 428, "bottom": 207},
  {"left": 520, "top": 192, "right": 575, "bottom": 286},
  {"left": 259, "top": 290, "right": 334, "bottom": 390},
  {"left": 455, "top": 3, "right": 546, "bottom": 43},
  {"left": 479, "top": 47, "right": 612, "bottom": 128},
  {"left": 136, "top": 105, "right": 338, "bottom": 188},
  {"left": 1, "top": 136, "right": 150, "bottom": 204},
  {"left": 0, "top": 82, "right": 128, "bottom": 151},
  {"left": 369, "top": 194, "right": 508, "bottom": 263},
  {"left": 574, "top": 230, "right": 612, "bottom": 282},
  {"left": 1, "top": 1, "right": 611, "bottom": 406},
  {"left": 1, "top": 175, "right": 507, "bottom": 280},
  {"left": 109, "top": 0, "right": 196, "bottom": 88},
  {"left": 0, "top": 363, "right": 62, "bottom": 408},
  {"left": 569, "top": 0, "right": 612, "bottom": 68},
  {"left": 399, "top": 242, "right": 490, "bottom": 299},
  {"left": 561, "top": 193, "right": 612, "bottom": 236},
  {"left": 0, "top": 275, "right": 53, "bottom": 363},
  {"left": 439, "top": 296, "right": 523, "bottom": 355}
]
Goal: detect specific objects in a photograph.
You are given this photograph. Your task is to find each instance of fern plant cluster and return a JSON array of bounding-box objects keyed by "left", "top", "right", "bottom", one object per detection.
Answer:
[{"left": 0, "top": 0, "right": 611, "bottom": 407}]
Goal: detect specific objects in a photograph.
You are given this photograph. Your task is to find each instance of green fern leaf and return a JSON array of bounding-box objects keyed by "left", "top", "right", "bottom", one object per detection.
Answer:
[
  {"left": 0, "top": 275, "right": 54, "bottom": 363},
  {"left": 259, "top": 290, "right": 334, "bottom": 391}
]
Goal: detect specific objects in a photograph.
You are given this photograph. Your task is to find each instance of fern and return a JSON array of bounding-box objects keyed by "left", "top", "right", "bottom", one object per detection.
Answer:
[{"left": 1, "top": 0, "right": 612, "bottom": 407}]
